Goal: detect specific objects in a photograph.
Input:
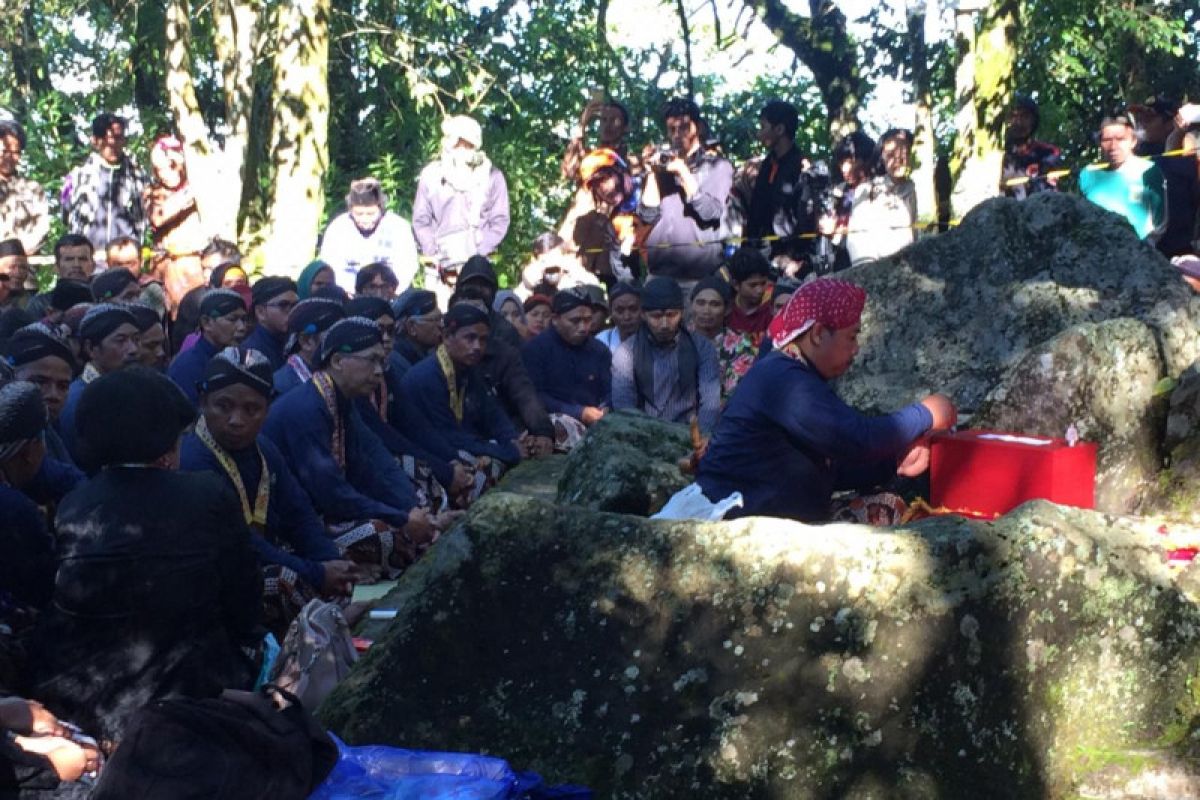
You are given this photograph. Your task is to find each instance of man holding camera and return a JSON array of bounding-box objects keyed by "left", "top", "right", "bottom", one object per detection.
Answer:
[{"left": 637, "top": 98, "right": 733, "bottom": 295}]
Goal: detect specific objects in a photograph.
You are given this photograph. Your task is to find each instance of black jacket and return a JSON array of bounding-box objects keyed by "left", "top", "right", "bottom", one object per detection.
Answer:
[{"left": 33, "top": 468, "right": 262, "bottom": 742}]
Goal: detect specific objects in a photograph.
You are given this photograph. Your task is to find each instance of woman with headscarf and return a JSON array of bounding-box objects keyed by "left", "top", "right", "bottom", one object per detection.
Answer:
[
  {"left": 493, "top": 289, "right": 528, "bottom": 340},
  {"left": 696, "top": 278, "right": 956, "bottom": 523},
  {"left": 33, "top": 367, "right": 261, "bottom": 744},
  {"left": 297, "top": 260, "right": 337, "bottom": 300}
]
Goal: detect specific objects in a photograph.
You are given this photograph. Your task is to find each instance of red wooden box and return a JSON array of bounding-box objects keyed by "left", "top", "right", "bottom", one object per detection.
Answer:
[{"left": 929, "top": 430, "right": 1097, "bottom": 518}]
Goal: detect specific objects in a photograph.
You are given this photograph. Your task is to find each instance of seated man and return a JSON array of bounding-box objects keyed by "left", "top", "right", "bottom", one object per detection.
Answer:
[
  {"left": 273, "top": 297, "right": 345, "bottom": 394},
  {"left": 0, "top": 382, "right": 58, "bottom": 621},
  {"left": 128, "top": 301, "right": 167, "bottom": 370},
  {"left": 90, "top": 267, "right": 142, "bottom": 304},
  {"left": 242, "top": 276, "right": 298, "bottom": 371},
  {"left": 33, "top": 367, "right": 261, "bottom": 743},
  {"left": 167, "top": 288, "right": 248, "bottom": 404},
  {"left": 595, "top": 282, "right": 641, "bottom": 353},
  {"left": 453, "top": 258, "right": 555, "bottom": 455},
  {"left": 344, "top": 296, "right": 468, "bottom": 506},
  {"left": 264, "top": 317, "right": 437, "bottom": 573},
  {"left": 612, "top": 277, "right": 721, "bottom": 432},
  {"left": 181, "top": 348, "right": 361, "bottom": 633},
  {"left": 391, "top": 289, "right": 442, "bottom": 375},
  {"left": 696, "top": 279, "right": 956, "bottom": 522},
  {"left": 58, "top": 303, "right": 140, "bottom": 460},
  {"left": 398, "top": 303, "right": 522, "bottom": 474},
  {"left": 521, "top": 287, "right": 612, "bottom": 449},
  {"left": 5, "top": 322, "right": 77, "bottom": 464}
]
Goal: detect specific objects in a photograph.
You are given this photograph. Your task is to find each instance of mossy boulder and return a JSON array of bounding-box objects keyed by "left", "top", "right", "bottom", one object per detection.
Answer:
[
  {"left": 321, "top": 493, "right": 1200, "bottom": 798},
  {"left": 555, "top": 410, "right": 691, "bottom": 515},
  {"left": 970, "top": 318, "right": 1166, "bottom": 514},
  {"left": 838, "top": 192, "right": 1200, "bottom": 415}
]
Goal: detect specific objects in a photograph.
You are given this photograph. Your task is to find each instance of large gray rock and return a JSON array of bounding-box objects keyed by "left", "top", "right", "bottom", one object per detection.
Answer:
[
  {"left": 970, "top": 318, "right": 1166, "bottom": 514},
  {"left": 556, "top": 410, "right": 691, "bottom": 515},
  {"left": 322, "top": 493, "right": 1200, "bottom": 799},
  {"left": 838, "top": 192, "right": 1200, "bottom": 414}
]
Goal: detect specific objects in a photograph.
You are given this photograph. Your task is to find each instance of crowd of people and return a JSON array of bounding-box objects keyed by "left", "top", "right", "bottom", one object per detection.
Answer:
[{"left": 0, "top": 90, "right": 1198, "bottom": 793}]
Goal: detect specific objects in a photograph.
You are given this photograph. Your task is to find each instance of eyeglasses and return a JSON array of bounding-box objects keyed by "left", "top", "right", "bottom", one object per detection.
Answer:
[{"left": 263, "top": 300, "right": 297, "bottom": 312}]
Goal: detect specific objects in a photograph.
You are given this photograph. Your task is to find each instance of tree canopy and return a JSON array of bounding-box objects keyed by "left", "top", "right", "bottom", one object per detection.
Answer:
[{"left": 1, "top": 0, "right": 1196, "bottom": 277}]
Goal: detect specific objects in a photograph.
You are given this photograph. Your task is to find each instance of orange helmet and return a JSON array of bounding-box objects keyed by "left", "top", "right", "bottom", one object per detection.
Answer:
[{"left": 579, "top": 148, "right": 627, "bottom": 185}]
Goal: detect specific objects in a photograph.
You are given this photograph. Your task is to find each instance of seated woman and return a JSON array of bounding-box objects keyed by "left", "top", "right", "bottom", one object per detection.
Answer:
[
  {"left": 181, "top": 348, "right": 361, "bottom": 634},
  {"left": 264, "top": 318, "right": 439, "bottom": 574},
  {"left": 33, "top": 367, "right": 261, "bottom": 744},
  {"left": 697, "top": 279, "right": 956, "bottom": 523},
  {"left": 398, "top": 303, "right": 522, "bottom": 482}
]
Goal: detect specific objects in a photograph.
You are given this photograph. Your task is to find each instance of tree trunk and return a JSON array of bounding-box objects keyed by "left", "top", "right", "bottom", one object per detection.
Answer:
[
  {"left": 908, "top": 2, "right": 937, "bottom": 226},
  {"left": 257, "top": 0, "right": 331, "bottom": 275},
  {"left": 949, "top": 0, "right": 1018, "bottom": 219},
  {"left": 163, "top": 0, "right": 262, "bottom": 243},
  {"left": 744, "top": 0, "right": 864, "bottom": 139}
]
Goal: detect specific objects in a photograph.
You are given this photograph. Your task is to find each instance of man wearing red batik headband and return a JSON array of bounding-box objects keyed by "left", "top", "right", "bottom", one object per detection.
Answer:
[{"left": 696, "top": 278, "right": 956, "bottom": 523}]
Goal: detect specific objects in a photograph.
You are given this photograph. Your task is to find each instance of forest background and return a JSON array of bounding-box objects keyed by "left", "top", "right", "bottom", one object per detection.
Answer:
[{"left": 1, "top": 0, "right": 1197, "bottom": 279}]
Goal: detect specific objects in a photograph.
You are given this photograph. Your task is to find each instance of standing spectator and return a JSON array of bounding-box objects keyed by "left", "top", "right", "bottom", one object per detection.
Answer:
[
  {"left": 518, "top": 232, "right": 600, "bottom": 300},
  {"left": 53, "top": 234, "right": 95, "bottom": 281},
  {"left": 611, "top": 277, "right": 720, "bottom": 432},
  {"left": 61, "top": 113, "right": 148, "bottom": 255},
  {"left": 1000, "top": 95, "right": 1063, "bottom": 199},
  {"left": 1130, "top": 96, "right": 1197, "bottom": 257},
  {"left": 741, "top": 100, "right": 821, "bottom": 274},
  {"left": 1079, "top": 114, "right": 1165, "bottom": 242},
  {"left": 412, "top": 115, "right": 510, "bottom": 298},
  {"left": 846, "top": 129, "right": 917, "bottom": 266},
  {"left": 638, "top": 98, "right": 733, "bottom": 295},
  {"left": 0, "top": 120, "right": 50, "bottom": 255},
  {"left": 820, "top": 131, "right": 875, "bottom": 272},
  {"left": 561, "top": 97, "right": 632, "bottom": 184},
  {"left": 143, "top": 134, "right": 206, "bottom": 318},
  {"left": 571, "top": 151, "right": 640, "bottom": 286},
  {"left": 319, "top": 178, "right": 420, "bottom": 294}
]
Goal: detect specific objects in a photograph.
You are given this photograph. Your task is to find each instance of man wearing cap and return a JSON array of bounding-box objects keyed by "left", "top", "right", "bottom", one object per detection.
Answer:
[
  {"left": 181, "top": 347, "right": 361, "bottom": 633},
  {"left": 612, "top": 276, "right": 721, "bottom": 432},
  {"left": 1130, "top": 96, "right": 1198, "bottom": 257},
  {"left": 5, "top": 323, "right": 78, "bottom": 464},
  {"left": 167, "top": 288, "right": 248, "bottom": 405},
  {"left": 127, "top": 302, "right": 167, "bottom": 370},
  {"left": 0, "top": 239, "right": 31, "bottom": 310},
  {"left": 412, "top": 115, "right": 510, "bottom": 296},
  {"left": 90, "top": 267, "right": 142, "bottom": 304},
  {"left": 521, "top": 287, "right": 612, "bottom": 442},
  {"left": 264, "top": 317, "right": 438, "bottom": 573},
  {"left": 392, "top": 289, "right": 442, "bottom": 376},
  {"left": 33, "top": 366, "right": 261, "bottom": 743},
  {"left": 399, "top": 303, "right": 523, "bottom": 469},
  {"left": 1000, "top": 95, "right": 1062, "bottom": 199},
  {"left": 0, "top": 382, "right": 58, "bottom": 616},
  {"left": 1079, "top": 114, "right": 1166, "bottom": 242},
  {"left": 346, "top": 296, "right": 471, "bottom": 506},
  {"left": 58, "top": 303, "right": 140, "bottom": 460},
  {"left": 243, "top": 276, "right": 298, "bottom": 371},
  {"left": 696, "top": 278, "right": 957, "bottom": 522},
  {"left": 596, "top": 282, "right": 642, "bottom": 353},
  {"left": 274, "top": 297, "right": 346, "bottom": 395}
]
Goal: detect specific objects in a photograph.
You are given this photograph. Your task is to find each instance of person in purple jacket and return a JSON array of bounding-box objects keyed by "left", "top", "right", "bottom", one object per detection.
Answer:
[{"left": 697, "top": 278, "right": 956, "bottom": 522}]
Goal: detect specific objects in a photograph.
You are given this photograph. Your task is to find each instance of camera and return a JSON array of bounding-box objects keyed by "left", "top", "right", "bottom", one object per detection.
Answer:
[{"left": 654, "top": 145, "right": 676, "bottom": 167}]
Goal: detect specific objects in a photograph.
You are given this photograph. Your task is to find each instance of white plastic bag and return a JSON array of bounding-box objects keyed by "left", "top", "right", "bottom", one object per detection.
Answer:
[{"left": 652, "top": 483, "right": 744, "bottom": 521}]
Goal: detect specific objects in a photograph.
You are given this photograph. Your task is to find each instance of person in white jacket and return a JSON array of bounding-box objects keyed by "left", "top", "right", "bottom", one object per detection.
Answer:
[
  {"left": 318, "top": 177, "right": 420, "bottom": 294},
  {"left": 846, "top": 129, "right": 917, "bottom": 267}
]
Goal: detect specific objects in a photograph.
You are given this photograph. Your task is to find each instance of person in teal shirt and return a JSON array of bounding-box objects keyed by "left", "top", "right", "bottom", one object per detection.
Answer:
[{"left": 1078, "top": 114, "right": 1165, "bottom": 241}]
